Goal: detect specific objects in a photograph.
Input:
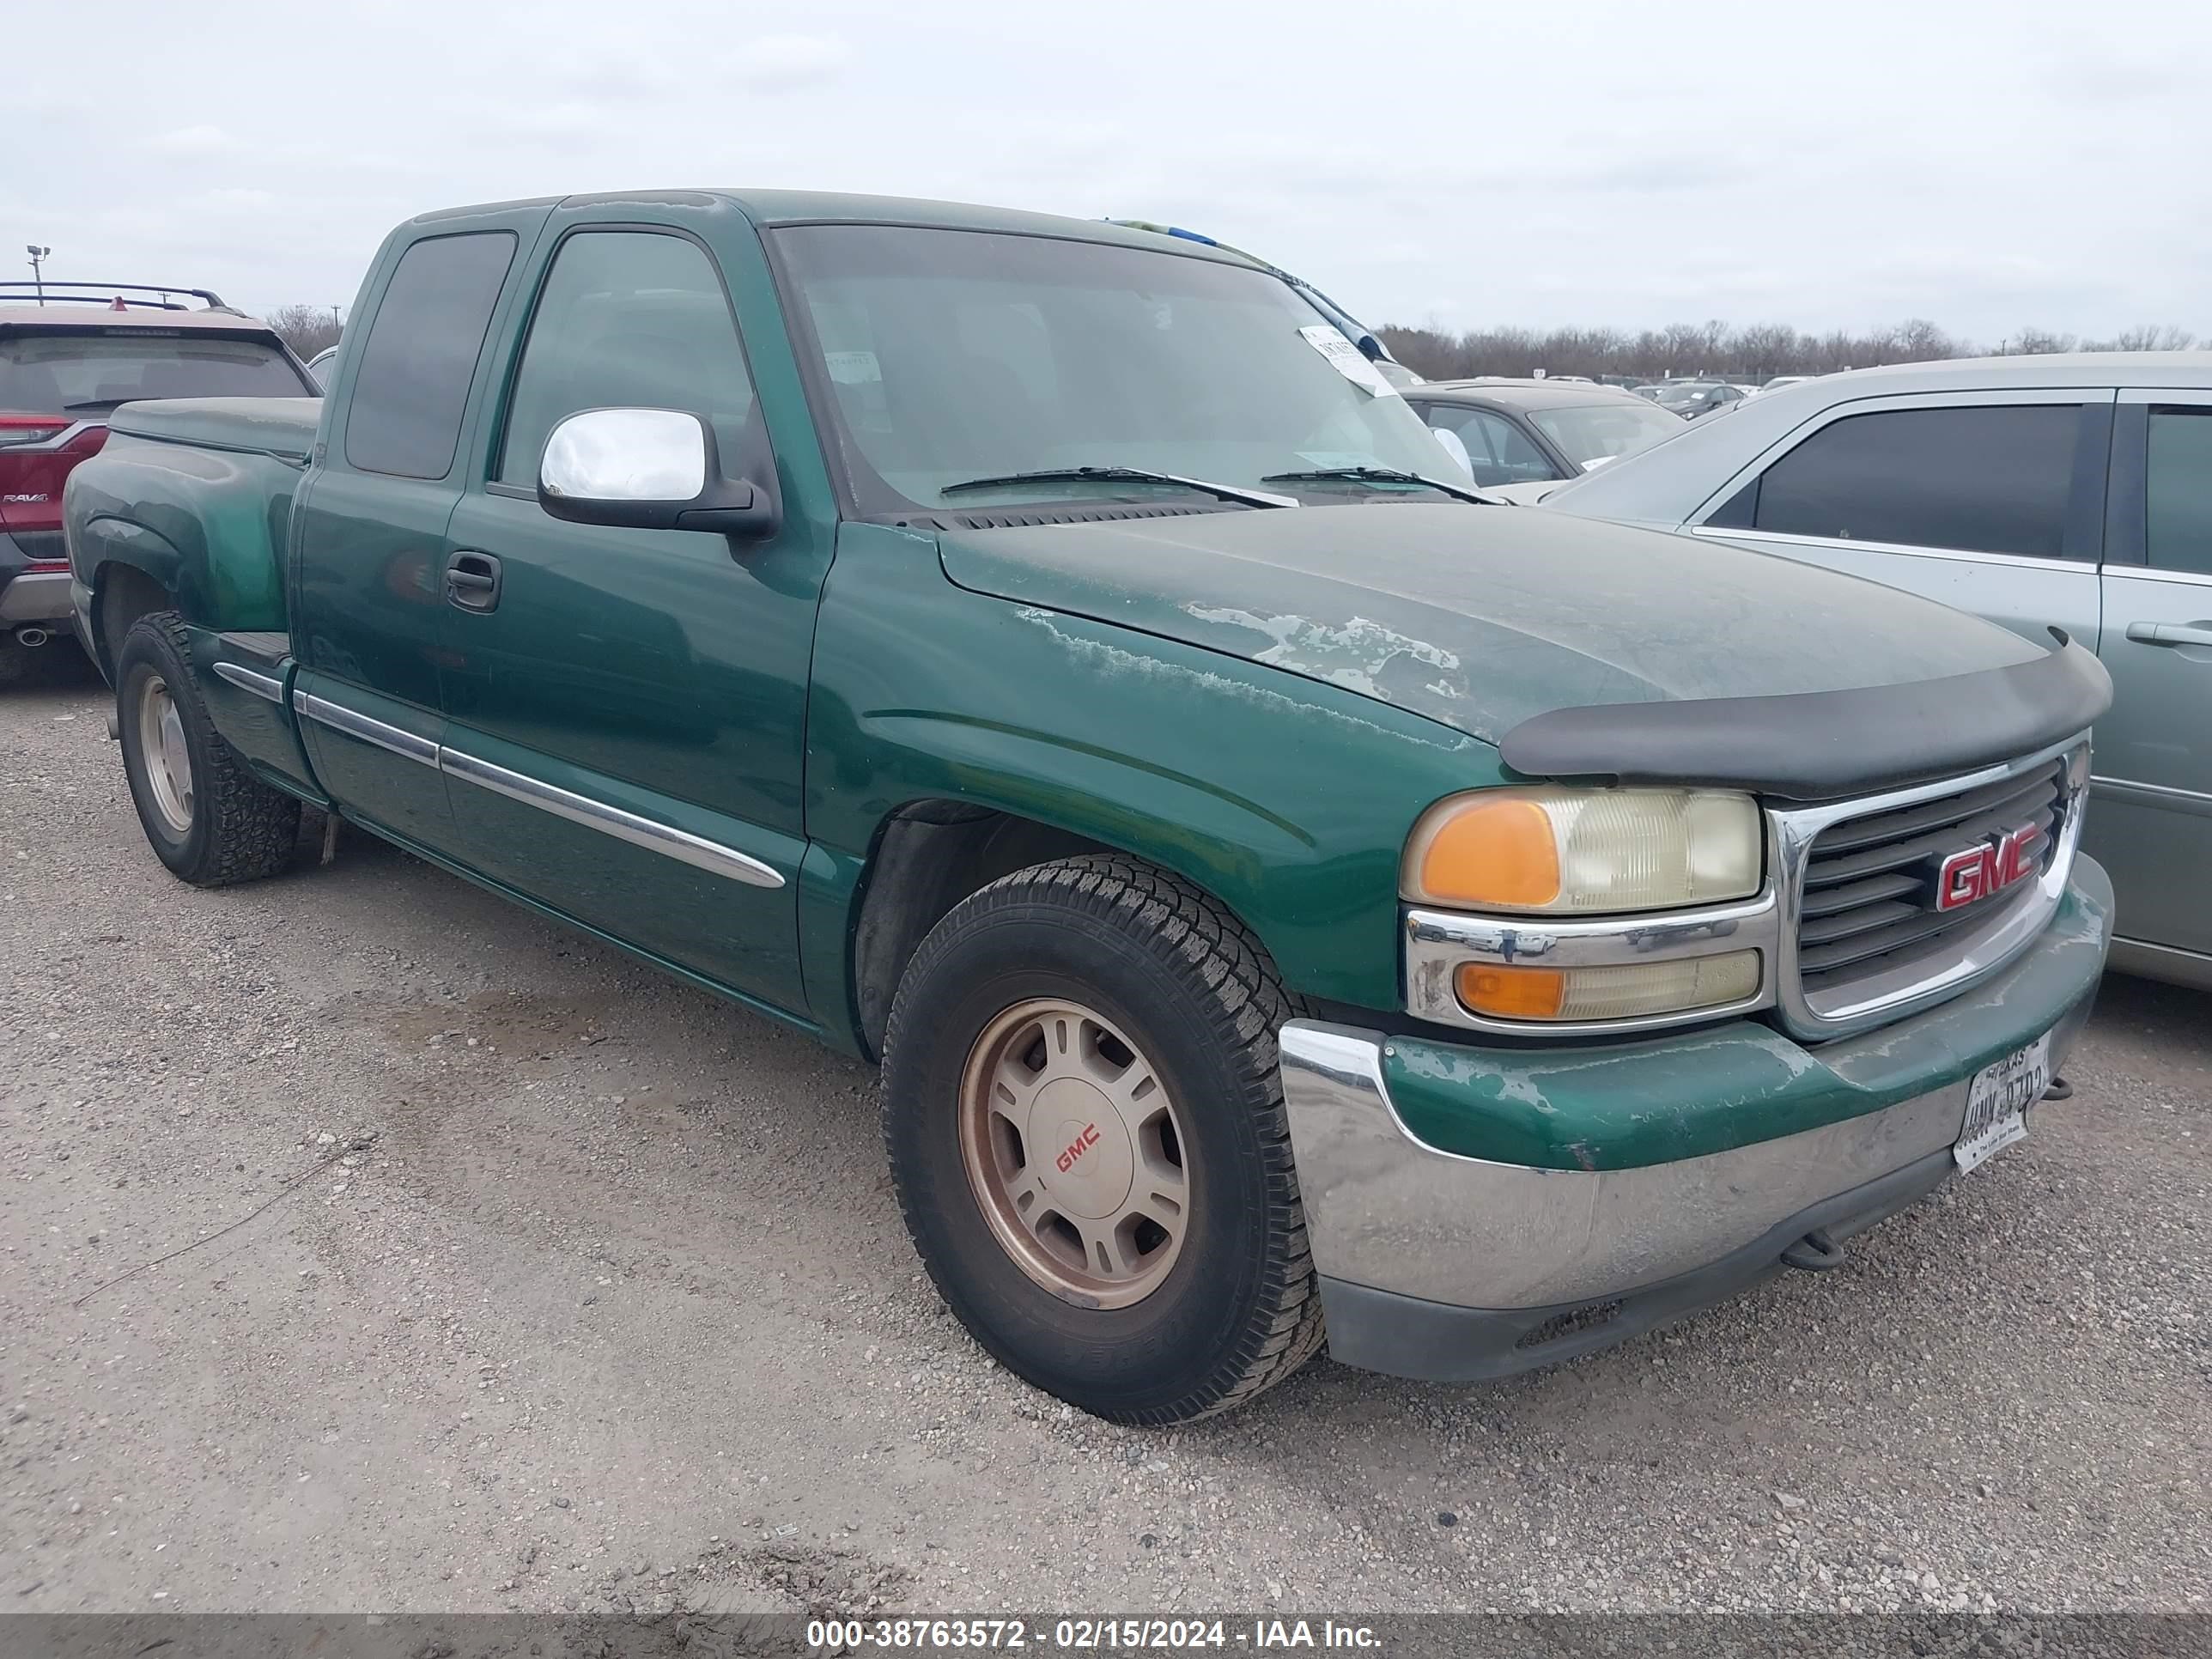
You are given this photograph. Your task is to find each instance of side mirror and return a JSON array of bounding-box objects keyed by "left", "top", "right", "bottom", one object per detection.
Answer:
[{"left": 538, "top": 407, "right": 780, "bottom": 538}]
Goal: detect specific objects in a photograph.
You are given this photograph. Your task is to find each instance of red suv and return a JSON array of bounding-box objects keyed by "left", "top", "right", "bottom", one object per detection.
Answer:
[{"left": 0, "top": 282, "right": 317, "bottom": 684}]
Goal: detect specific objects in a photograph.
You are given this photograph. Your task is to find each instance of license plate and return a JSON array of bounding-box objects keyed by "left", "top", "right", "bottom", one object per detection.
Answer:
[{"left": 1954, "top": 1033, "right": 2050, "bottom": 1172}]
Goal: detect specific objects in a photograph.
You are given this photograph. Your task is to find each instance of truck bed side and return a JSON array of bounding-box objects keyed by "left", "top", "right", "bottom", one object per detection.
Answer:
[{"left": 63, "top": 397, "right": 326, "bottom": 801}]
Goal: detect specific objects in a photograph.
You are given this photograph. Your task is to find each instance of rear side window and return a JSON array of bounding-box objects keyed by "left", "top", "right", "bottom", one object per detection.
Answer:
[
  {"left": 0, "top": 331, "right": 308, "bottom": 413},
  {"left": 2146, "top": 408, "right": 2212, "bottom": 576},
  {"left": 1728, "top": 404, "right": 2080, "bottom": 557},
  {"left": 495, "top": 230, "right": 754, "bottom": 487},
  {"left": 344, "top": 231, "right": 516, "bottom": 479},
  {"left": 1416, "top": 404, "right": 1558, "bottom": 486}
]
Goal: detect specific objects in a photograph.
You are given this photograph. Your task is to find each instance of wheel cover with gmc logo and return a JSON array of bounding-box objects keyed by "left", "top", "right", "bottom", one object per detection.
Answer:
[{"left": 957, "top": 997, "right": 1191, "bottom": 1310}]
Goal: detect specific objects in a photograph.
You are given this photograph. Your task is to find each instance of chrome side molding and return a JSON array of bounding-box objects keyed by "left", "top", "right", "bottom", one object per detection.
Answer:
[
  {"left": 293, "top": 690, "right": 441, "bottom": 768},
  {"left": 438, "top": 748, "right": 785, "bottom": 890},
  {"left": 211, "top": 661, "right": 285, "bottom": 704},
  {"left": 289, "top": 689, "right": 785, "bottom": 890}
]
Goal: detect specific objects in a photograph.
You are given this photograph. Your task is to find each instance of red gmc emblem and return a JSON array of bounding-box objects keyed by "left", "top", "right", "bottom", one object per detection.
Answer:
[
  {"left": 1936, "top": 822, "right": 2045, "bottom": 911},
  {"left": 1056, "top": 1123, "right": 1101, "bottom": 1174}
]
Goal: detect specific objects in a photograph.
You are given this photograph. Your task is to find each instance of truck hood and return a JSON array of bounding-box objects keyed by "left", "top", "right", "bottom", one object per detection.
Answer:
[{"left": 935, "top": 504, "right": 2046, "bottom": 747}]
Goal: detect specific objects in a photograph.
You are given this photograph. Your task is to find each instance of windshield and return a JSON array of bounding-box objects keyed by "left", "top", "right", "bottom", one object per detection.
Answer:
[
  {"left": 0, "top": 330, "right": 311, "bottom": 413},
  {"left": 1528, "top": 400, "right": 1683, "bottom": 467},
  {"left": 772, "top": 225, "right": 1461, "bottom": 511},
  {"left": 1654, "top": 384, "right": 1717, "bottom": 408}
]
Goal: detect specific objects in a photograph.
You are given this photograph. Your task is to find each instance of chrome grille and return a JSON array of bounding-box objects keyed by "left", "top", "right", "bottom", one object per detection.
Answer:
[{"left": 1796, "top": 758, "right": 2067, "bottom": 1000}]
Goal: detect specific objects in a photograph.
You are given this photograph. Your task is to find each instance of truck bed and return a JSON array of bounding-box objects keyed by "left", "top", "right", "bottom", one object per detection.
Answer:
[{"left": 106, "top": 397, "right": 321, "bottom": 462}]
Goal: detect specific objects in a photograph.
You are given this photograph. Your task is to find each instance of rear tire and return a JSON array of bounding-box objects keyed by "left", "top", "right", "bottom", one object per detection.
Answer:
[
  {"left": 116, "top": 612, "right": 300, "bottom": 886},
  {"left": 882, "top": 854, "right": 1324, "bottom": 1423},
  {"left": 0, "top": 638, "right": 27, "bottom": 688}
]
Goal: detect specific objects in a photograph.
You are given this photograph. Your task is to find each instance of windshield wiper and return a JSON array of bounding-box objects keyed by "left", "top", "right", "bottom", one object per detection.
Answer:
[
  {"left": 1259, "top": 465, "right": 1500, "bottom": 505},
  {"left": 939, "top": 466, "right": 1297, "bottom": 509}
]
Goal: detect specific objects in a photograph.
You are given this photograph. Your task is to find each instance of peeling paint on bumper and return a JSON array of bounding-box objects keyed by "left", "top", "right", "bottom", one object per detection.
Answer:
[{"left": 1279, "top": 857, "right": 2113, "bottom": 1380}]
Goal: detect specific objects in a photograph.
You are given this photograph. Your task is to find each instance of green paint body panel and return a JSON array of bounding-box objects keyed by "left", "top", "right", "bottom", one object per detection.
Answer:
[
  {"left": 805, "top": 523, "right": 1497, "bottom": 1014},
  {"left": 935, "top": 506, "right": 2045, "bottom": 745},
  {"left": 54, "top": 185, "right": 2116, "bottom": 1224},
  {"left": 64, "top": 422, "right": 305, "bottom": 636},
  {"left": 1384, "top": 858, "right": 2113, "bottom": 1171}
]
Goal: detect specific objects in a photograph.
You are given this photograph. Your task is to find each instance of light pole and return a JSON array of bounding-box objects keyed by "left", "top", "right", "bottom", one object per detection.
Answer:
[{"left": 26, "top": 246, "right": 51, "bottom": 305}]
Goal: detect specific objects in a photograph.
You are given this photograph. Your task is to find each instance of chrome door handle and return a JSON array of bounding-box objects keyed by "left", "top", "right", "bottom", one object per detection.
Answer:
[{"left": 2125, "top": 620, "right": 2212, "bottom": 648}]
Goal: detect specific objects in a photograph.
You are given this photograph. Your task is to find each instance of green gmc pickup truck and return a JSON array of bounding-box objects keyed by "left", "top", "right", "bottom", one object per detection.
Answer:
[{"left": 64, "top": 190, "right": 2116, "bottom": 1424}]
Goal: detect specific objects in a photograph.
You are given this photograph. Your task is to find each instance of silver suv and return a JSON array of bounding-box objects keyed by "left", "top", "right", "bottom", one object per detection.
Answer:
[{"left": 1536, "top": 352, "right": 2212, "bottom": 989}]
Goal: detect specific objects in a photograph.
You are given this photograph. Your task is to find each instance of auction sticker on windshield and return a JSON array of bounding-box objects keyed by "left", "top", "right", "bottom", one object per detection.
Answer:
[
  {"left": 1298, "top": 325, "right": 1401, "bottom": 398},
  {"left": 1954, "top": 1032, "right": 2049, "bottom": 1172}
]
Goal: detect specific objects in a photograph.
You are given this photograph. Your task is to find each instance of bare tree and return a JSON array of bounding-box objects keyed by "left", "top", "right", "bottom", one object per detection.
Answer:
[
  {"left": 2103, "top": 324, "right": 2197, "bottom": 351},
  {"left": 2000, "top": 328, "right": 2077, "bottom": 355},
  {"left": 1377, "top": 315, "right": 2199, "bottom": 383},
  {"left": 266, "top": 303, "right": 342, "bottom": 359}
]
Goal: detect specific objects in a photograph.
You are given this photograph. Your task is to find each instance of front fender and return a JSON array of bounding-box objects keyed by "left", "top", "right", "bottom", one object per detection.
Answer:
[{"left": 801, "top": 525, "right": 1501, "bottom": 1034}]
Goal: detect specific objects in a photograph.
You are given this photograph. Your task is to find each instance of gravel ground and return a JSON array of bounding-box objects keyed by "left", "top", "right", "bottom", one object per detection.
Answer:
[{"left": 3, "top": 646, "right": 2207, "bottom": 1618}]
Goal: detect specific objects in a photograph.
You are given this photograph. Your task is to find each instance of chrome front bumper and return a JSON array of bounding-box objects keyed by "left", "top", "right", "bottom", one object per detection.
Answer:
[{"left": 1282, "top": 859, "right": 2112, "bottom": 1382}]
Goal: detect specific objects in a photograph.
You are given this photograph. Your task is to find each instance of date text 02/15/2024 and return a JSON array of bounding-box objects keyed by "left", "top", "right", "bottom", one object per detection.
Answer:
[{"left": 804, "top": 1618, "right": 1382, "bottom": 1650}]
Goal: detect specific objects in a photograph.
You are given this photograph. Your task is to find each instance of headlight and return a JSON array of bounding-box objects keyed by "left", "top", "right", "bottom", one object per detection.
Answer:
[{"left": 1403, "top": 787, "right": 1763, "bottom": 915}]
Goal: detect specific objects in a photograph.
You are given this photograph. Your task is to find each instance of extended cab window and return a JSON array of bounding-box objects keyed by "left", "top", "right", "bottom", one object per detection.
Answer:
[
  {"left": 2146, "top": 408, "right": 2212, "bottom": 576},
  {"left": 496, "top": 231, "right": 756, "bottom": 487},
  {"left": 343, "top": 231, "right": 516, "bottom": 480},
  {"left": 1717, "top": 404, "right": 2079, "bottom": 558}
]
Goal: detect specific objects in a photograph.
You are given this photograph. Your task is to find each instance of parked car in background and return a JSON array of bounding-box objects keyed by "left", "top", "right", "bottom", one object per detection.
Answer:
[
  {"left": 1538, "top": 353, "right": 2212, "bottom": 988},
  {"left": 64, "top": 187, "right": 2111, "bottom": 1422},
  {"left": 1650, "top": 380, "right": 1746, "bottom": 419},
  {"left": 307, "top": 345, "right": 339, "bottom": 388},
  {"left": 1404, "top": 378, "right": 1684, "bottom": 489},
  {"left": 0, "top": 282, "right": 315, "bottom": 684},
  {"left": 1758, "top": 374, "right": 1814, "bottom": 394}
]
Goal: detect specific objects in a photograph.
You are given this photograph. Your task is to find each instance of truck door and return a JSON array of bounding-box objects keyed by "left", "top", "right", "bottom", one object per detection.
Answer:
[
  {"left": 434, "top": 216, "right": 830, "bottom": 1012},
  {"left": 291, "top": 216, "right": 542, "bottom": 850},
  {"left": 2092, "top": 391, "right": 2212, "bottom": 971}
]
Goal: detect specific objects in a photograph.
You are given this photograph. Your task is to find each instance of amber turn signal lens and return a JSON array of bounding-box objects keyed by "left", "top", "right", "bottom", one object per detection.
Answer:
[
  {"left": 1455, "top": 963, "right": 1566, "bottom": 1020},
  {"left": 1416, "top": 798, "right": 1561, "bottom": 910},
  {"left": 1457, "top": 951, "right": 1761, "bottom": 1024}
]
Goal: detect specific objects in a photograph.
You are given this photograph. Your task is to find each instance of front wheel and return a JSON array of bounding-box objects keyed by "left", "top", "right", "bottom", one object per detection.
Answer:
[
  {"left": 115, "top": 612, "right": 301, "bottom": 886},
  {"left": 882, "top": 855, "right": 1324, "bottom": 1423}
]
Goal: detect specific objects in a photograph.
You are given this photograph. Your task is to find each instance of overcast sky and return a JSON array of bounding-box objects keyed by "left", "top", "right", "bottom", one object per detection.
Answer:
[{"left": 9, "top": 0, "right": 2207, "bottom": 342}]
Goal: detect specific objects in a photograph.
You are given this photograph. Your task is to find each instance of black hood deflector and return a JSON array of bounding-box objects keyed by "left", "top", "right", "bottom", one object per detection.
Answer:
[{"left": 1498, "top": 631, "right": 2112, "bottom": 802}]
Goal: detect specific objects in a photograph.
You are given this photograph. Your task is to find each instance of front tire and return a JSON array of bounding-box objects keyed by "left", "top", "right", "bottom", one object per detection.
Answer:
[
  {"left": 116, "top": 612, "right": 301, "bottom": 886},
  {"left": 882, "top": 854, "right": 1324, "bottom": 1423}
]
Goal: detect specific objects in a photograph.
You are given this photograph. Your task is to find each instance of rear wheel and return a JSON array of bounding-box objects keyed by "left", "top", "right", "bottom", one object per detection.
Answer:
[
  {"left": 0, "top": 638, "right": 27, "bottom": 688},
  {"left": 882, "top": 854, "right": 1324, "bottom": 1423},
  {"left": 116, "top": 612, "right": 300, "bottom": 886}
]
